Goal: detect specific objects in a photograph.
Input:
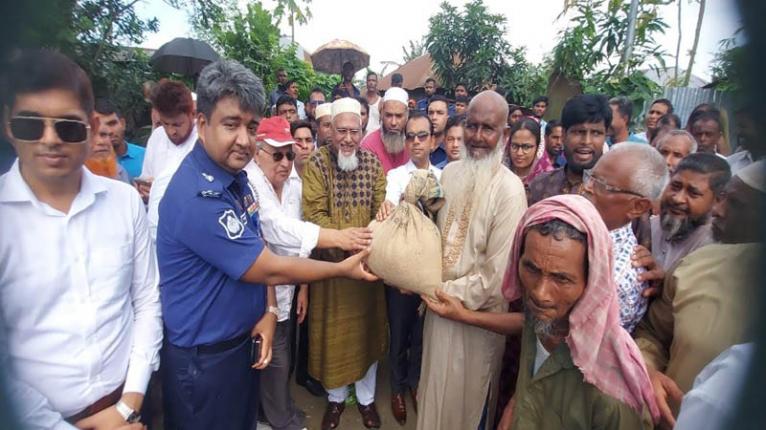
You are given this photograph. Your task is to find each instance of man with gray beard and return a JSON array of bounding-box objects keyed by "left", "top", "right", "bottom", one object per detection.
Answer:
[
  {"left": 302, "top": 98, "right": 388, "bottom": 429},
  {"left": 417, "top": 91, "right": 527, "bottom": 430},
  {"left": 650, "top": 153, "right": 731, "bottom": 271},
  {"left": 361, "top": 87, "right": 410, "bottom": 173}
]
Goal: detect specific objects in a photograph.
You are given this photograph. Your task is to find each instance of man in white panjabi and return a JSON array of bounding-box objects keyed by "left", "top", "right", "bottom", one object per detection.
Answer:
[{"left": 417, "top": 91, "right": 527, "bottom": 430}]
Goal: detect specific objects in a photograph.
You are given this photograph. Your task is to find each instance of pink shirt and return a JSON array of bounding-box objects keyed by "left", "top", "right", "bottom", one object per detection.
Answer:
[{"left": 360, "top": 129, "right": 409, "bottom": 174}]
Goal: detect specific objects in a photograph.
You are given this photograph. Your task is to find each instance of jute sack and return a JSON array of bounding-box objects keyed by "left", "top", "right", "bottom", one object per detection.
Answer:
[{"left": 367, "top": 169, "right": 444, "bottom": 297}]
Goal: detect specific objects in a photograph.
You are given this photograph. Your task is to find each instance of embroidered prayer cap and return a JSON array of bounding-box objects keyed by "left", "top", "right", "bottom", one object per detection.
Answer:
[
  {"left": 383, "top": 87, "right": 408, "bottom": 106},
  {"left": 735, "top": 159, "right": 765, "bottom": 193},
  {"left": 256, "top": 116, "right": 294, "bottom": 147},
  {"left": 331, "top": 97, "right": 361, "bottom": 119},
  {"left": 315, "top": 102, "right": 333, "bottom": 119}
]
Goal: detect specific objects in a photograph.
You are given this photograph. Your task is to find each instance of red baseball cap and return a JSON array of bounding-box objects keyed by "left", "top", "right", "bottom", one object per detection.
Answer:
[{"left": 256, "top": 117, "right": 294, "bottom": 147}]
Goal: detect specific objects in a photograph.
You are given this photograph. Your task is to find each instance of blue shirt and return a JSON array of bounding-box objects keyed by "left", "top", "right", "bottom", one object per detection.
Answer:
[
  {"left": 430, "top": 143, "right": 448, "bottom": 169},
  {"left": 416, "top": 97, "right": 429, "bottom": 112},
  {"left": 157, "top": 142, "right": 266, "bottom": 347},
  {"left": 117, "top": 142, "right": 146, "bottom": 181},
  {"left": 607, "top": 133, "right": 647, "bottom": 147}
]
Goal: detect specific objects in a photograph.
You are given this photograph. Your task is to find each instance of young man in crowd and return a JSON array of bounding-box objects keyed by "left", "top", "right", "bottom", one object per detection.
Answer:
[
  {"left": 635, "top": 98, "right": 674, "bottom": 143},
  {"left": 427, "top": 95, "right": 450, "bottom": 169},
  {"left": 543, "top": 119, "right": 565, "bottom": 168},
  {"left": 85, "top": 118, "right": 130, "bottom": 183},
  {"left": 138, "top": 80, "right": 197, "bottom": 201},
  {"left": 607, "top": 96, "right": 645, "bottom": 145},
  {"left": 94, "top": 98, "right": 145, "bottom": 181},
  {"left": 417, "top": 77, "right": 438, "bottom": 112},
  {"left": 276, "top": 94, "right": 300, "bottom": 124},
  {"left": 365, "top": 71, "right": 381, "bottom": 133},
  {"left": 1, "top": 48, "right": 162, "bottom": 430}
]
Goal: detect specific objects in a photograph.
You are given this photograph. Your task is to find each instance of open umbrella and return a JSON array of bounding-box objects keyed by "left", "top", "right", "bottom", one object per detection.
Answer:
[
  {"left": 150, "top": 37, "right": 220, "bottom": 76},
  {"left": 310, "top": 39, "right": 370, "bottom": 75}
]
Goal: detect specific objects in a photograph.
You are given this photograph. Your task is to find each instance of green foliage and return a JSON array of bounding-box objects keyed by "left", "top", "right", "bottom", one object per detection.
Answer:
[
  {"left": 549, "top": 0, "right": 669, "bottom": 110},
  {"left": 273, "top": 0, "right": 312, "bottom": 35},
  {"left": 425, "top": 0, "right": 519, "bottom": 92},
  {"left": 206, "top": 2, "right": 337, "bottom": 103},
  {"left": 2, "top": 0, "right": 162, "bottom": 138},
  {"left": 497, "top": 50, "right": 549, "bottom": 107},
  {"left": 710, "top": 36, "right": 745, "bottom": 92}
]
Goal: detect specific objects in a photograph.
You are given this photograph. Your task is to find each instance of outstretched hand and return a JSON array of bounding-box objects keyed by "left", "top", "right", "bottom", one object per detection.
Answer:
[
  {"left": 336, "top": 227, "right": 373, "bottom": 251},
  {"left": 421, "top": 289, "right": 468, "bottom": 322},
  {"left": 341, "top": 248, "right": 379, "bottom": 282}
]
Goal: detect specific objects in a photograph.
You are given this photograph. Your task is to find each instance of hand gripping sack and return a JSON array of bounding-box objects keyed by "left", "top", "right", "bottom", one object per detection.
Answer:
[{"left": 367, "top": 169, "right": 445, "bottom": 297}]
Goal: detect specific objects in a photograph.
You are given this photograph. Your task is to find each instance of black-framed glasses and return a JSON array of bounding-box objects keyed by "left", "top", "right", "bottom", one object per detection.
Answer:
[
  {"left": 405, "top": 131, "right": 431, "bottom": 142},
  {"left": 308, "top": 100, "right": 324, "bottom": 106},
  {"left": 9, "top": 115, "right": 90, "bottom": 143},
  {"left": 583, "top": 169, "right": 644, "bottom": 198},
  {"left": 509, "top": 143, "right": 536, "bottom": 153},
  {"left": 260, "top": 146, "right": 296, "bottom": 162}
]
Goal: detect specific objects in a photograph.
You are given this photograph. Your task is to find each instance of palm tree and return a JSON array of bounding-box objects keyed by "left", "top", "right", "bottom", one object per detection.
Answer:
[{"left": 274, "top": 0, "right": 312, "bottom": 42}]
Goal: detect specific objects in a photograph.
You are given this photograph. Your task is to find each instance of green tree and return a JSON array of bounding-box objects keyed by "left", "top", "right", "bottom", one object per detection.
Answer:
[
  {"left": 273, "top": 0, "right": 312, "bottom": 42},
  {"left": 424, "top": 0, "right": 519, "bottom": 92},
  {"left": 2, "top": 0, "right": 161, "bottom": 138},
  {"left": 710, "top": 35, "right": 745, "bottom": 92},
  {"left": 206, "top": 2, "right": 337, "bottom": 103}
]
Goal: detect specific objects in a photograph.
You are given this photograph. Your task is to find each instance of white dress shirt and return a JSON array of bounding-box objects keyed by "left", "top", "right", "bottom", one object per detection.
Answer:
[
  {"left": 147, "top": 155, "right": 186, "bottom": 242},
  {"left": 139, "top": 125, "right": 197, "bottom": 179},
  {"left": 0, "top": 162, "right": 162, "bottom": 429},
  {"left": 385, "top": 160, "right": 442, "bottom": 204},
  {"left": 244, "top": 162, "right": 320, "bottom": 321}
]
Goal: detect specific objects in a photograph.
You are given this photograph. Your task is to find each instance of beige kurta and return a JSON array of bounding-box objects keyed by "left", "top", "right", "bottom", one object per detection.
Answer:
[
  {"left": 302, "top": 146, "right": 388, "bottom": 389},
  {"left": 635, "top": 243, "right": 760, "bottom": 395},
  {"left": 417, "top": 162, "right": 527, "bottom": 430}
]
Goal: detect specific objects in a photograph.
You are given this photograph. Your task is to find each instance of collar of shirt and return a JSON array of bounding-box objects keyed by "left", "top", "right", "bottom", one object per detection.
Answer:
[
  {"left": 120, "top": 141, "right": 137, "bottom": 159},
  {"left": 190, "top": 140, "right": 244, "bottom": 193},
  {"left": 0, "top": 160, "right": 107, "bottom": 216}
]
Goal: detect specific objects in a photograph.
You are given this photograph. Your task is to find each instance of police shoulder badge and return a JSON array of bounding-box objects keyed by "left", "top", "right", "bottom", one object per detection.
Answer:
[{"left": 218, "top": 209, "right": 245, "bottom": 240}]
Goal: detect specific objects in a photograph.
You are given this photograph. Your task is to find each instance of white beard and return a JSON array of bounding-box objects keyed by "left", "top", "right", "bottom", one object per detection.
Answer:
[
  {"left": 337, "top": 150, "right": 359, "bottom": 172},
  {"left": 446, "top": 137, "right": 506, "bottom": 216},
  {"left": 382, "top": 129, "right": 405, "bottom": 154}
]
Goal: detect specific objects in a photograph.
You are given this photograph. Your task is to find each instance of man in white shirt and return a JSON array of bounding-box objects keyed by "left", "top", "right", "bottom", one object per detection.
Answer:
[
  {"left": 136, "top": 80, "right": 197, "bottom": 201},
  {"left": 243, "top": 117, "right": 375, "bottom": 428},
  {"left": 0, "top": 49, "right": 162, "bottom": 430},
  {"left": 375, "top": 112, "right": 441, "bottom": 425}
]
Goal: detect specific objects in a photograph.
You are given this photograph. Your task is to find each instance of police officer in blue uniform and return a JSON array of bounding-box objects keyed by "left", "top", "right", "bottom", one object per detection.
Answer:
[{"left": 156, "top": 59, "right": 377, "bottom": 430}]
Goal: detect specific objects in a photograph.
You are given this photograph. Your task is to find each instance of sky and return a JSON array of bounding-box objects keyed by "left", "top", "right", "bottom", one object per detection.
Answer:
[{"left": 136, "top": 0, "right": 743, "bottom": 82}]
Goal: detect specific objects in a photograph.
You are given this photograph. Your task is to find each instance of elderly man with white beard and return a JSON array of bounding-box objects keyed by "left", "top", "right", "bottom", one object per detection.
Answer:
[
  {"left": 417, "top": 91, "right": 527, "bottom": 430},
  {"left": 361, "top": 87, "right": 410, "bottom": 173},
  {"left": 301, "top": 98, "right": 388, "bottom": 430}
]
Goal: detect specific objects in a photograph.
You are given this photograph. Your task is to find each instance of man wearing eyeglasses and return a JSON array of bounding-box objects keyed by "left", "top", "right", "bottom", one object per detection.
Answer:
[
  {"left": 305, "top": 88, "right": 326, "bottom": 126},
  {"left": 581, "top": 142, "right": 669, "bottom": 333},
  {"left": 244, "top": 116, "right": 373, "bottom": 429},
  {"left": 302, "top": 98, "right": 388, "bottom": 429},
  {"left": 0, "top": 49, "right": 161, "bottom": 430}
]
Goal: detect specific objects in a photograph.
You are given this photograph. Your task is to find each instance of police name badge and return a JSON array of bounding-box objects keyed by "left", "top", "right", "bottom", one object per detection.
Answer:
[{"left": 218, "top": 209, "right": 245, "bottom": 240}]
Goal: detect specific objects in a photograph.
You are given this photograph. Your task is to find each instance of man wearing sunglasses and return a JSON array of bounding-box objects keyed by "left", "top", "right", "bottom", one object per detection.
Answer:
[
  {"left": 582, "top": 142, "right": 669, "bottom": 333},
  {"left": 0, "top": 49, "right": 162, "bottom": 429},
  {"left": 305, "top": 88, "right": 326, "bottom": 126}
]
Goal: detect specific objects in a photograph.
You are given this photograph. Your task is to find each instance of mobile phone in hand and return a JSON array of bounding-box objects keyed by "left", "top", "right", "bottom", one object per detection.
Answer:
[{"left": 250, "top": 336, "right": 262, "bottom": 366}]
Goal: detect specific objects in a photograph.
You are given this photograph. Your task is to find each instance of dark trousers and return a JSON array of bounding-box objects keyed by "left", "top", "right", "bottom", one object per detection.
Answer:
[
  {"left": 294, "top": 298, "right": 311, "bottom": 383},
  {"left": 385, "top": 285, "right": 424, "bottom": 394},
  {"left": 161, "top": 337, "right": 259, "bottom": 430},
  {"left": 260, "top": 321, "right": 306, "bottom": 430}
]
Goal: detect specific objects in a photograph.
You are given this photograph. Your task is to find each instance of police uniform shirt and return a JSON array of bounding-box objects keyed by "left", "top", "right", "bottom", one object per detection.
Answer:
[{"left": 157, "top": 142, "right": 266, "bottom": 348}]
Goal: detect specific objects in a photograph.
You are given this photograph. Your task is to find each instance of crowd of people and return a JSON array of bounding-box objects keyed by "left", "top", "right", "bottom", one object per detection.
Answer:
[{"left": 0, "top": 47, "right": 762, "bottom": 430}]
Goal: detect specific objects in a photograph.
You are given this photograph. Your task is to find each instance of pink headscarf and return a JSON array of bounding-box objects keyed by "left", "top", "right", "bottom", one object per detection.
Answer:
[{"left": 501, "top": 195, "right": 660, "bottom": 422}]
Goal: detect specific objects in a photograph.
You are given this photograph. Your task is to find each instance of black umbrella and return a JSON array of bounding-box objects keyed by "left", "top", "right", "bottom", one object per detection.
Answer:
[{"left": 150, "top": 37, "right": 220, "bottom": 76}]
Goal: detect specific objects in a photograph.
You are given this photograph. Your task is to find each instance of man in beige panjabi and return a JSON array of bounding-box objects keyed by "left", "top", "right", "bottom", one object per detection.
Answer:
[{"left": 417, "top": 91, "right": 527, "bottom": 430}]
